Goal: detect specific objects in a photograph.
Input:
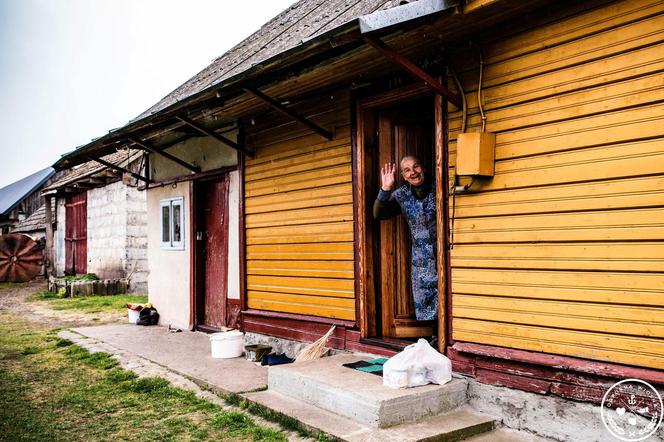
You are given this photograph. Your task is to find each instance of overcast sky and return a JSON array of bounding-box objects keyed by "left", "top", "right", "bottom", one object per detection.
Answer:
[{"left": 0, "top": 0, "right": 295, "bottom": 188}]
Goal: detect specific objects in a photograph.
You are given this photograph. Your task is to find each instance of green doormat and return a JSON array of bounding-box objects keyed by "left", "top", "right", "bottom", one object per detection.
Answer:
[{"left": 342, "top": 358, "right": 389, "bottom": 376}]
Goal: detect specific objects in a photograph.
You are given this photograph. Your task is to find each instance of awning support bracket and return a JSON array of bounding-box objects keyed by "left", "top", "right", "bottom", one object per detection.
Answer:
[
  {"left": 89, "top": 156, "right": 152, "bottom": 183},
  {"left": 128, "top": 137, "right": 201, "bottom": 173},
  {"left": 363, "top": 35, "right": 462, "bottom": 109},
  {"left": 243, "top": 87, "right": 334, "bottom": 140},
  {"left": 175, "top": 115, "right": 255, "bottom": 158}
]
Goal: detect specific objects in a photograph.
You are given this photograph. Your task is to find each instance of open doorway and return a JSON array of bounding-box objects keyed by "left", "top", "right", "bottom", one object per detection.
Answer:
[{"left": 355, "top": 83, "right": 448, "bottom": 350}]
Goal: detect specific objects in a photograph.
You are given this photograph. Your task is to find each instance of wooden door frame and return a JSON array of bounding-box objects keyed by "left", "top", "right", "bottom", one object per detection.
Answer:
[
  {"left": 353, "top": 82, "right": 450, "bottom": 352},
  {"left": 191, "top": 172, "right": 231, "bottom": 332}
]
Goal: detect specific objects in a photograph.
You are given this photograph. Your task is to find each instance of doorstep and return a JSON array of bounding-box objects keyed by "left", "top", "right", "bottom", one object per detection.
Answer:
[
  {"left": 244, "top": 389, "right": 496, "bottom": 441},
  {"left": 268, "top": 353, "right": 468, "bottom": 428}
]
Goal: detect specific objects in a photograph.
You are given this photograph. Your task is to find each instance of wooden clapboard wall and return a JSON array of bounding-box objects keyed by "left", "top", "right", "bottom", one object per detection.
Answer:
[
  {"left": 244, "top": 92, "right": 355, "bottom": 321},
  {"left": 448, "top": 0, "right": 664, "bottom": 370}
]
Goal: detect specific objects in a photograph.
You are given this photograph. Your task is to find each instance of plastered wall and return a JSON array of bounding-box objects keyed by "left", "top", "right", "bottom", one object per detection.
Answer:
[
  {"left": 151, "top": 130, "right": 238, "bottom": 181},
  {"left": 147, "top": 183, "right": 191, "bottom": 329},
  {"left": 227, "top": 170, "right": 240, "bottom": 300},
  {"left": 54, "top": 198, "right": 66, "bottom": 276}
]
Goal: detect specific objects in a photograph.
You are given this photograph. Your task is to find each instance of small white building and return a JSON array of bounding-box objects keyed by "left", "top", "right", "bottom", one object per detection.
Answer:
[
  {"left": 143, "top": 131, "right": 241, "bottom": 331},
  {"left": 44, "top": 150, "right": 148, "bottom": 293}
]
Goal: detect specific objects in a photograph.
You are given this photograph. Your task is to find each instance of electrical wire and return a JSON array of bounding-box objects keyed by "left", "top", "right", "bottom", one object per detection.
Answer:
[
  {"left": 447, "top": 63, "right": 467, "bottom": 250},
  {"left": 449, "top": 66, "right": 467, "bottom": 133},
  {"left": 472, "top": 41, "right": 487, "bottom": 133},
  {"left": 450, "top": 43, "right": 487, "bottom": 248},
  {"left": 450, "top": 181, "right": 456, "bottom": 250}
]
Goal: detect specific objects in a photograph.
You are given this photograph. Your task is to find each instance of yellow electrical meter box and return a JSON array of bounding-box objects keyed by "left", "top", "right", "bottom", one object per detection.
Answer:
[{"left": 456, "top": 132, "right": 496, "bottom": 176}]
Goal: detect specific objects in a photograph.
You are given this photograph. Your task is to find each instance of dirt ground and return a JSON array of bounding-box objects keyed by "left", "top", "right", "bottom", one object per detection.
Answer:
[{"left": 0, "top": 279, "right": 126, "bottom": 327}]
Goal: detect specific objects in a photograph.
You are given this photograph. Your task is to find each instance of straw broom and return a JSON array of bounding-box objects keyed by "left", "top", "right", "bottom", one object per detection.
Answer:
[{"left": 295, "top": 326, "right": 336, "bottom": 362}]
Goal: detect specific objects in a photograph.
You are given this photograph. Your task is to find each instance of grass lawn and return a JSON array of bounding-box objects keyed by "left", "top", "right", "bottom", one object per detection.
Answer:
[
  {"left": 0, "top": 282, "right": 24, "bottom": 290},
  {"left": 0, "top": 312, "right": 287, "bottom": 441},
  {"left": 34, "top": 292, "right": 149, "bottom": 314}
]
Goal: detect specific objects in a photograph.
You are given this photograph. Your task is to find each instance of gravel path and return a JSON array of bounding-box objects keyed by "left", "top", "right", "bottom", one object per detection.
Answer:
[{"left": 0, "top": 279, "right": 125, "bottom": 327}]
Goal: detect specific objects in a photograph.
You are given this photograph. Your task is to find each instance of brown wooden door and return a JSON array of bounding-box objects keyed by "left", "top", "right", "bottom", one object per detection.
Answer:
[
  {"left": 65, "top": 192, "right": 87, "bottom": 275},
  {"left": 377, "top": 107, "right": 434, "bottom": 338},
  {"left": 196, "top": 177, "right": 230, "bottom": 330}
]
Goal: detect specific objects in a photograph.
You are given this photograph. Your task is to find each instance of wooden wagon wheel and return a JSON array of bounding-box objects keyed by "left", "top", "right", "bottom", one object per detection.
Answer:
[{"left": 0, "top": 234, "right": 43, "bottom": 282}]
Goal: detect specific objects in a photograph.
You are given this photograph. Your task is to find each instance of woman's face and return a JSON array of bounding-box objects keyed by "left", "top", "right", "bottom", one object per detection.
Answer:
[{"left": 400, "top": 157, "right": 425, "bottom": 186}]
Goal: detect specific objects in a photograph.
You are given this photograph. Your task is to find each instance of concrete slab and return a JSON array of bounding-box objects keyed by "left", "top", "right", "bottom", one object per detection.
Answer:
[
  {"left": 348, "top": 407, "right": 495, "bottom": 442},
  {"left": 243, "top": 389, "right": 373, "bottom": 440},
  {"left": 268, "top": 353, "right": 468, "bottom": 428},
  {"left": 244, "top": 389, "right": 494, "bottom": 441},
  {"left": 72, "top": 324, "right": 267, "bottom": 394},
  {"left": 464, "top": 427, "right": 558, "bottom": 442}
]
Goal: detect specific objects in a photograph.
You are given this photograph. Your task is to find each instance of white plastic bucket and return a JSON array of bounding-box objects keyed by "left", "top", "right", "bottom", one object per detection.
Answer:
[
  {"left": 210, "top": 331, "right": 244, "bottom": 359},
  {"left": 128, "top": 308, "right": 140, "bottom": 324}
]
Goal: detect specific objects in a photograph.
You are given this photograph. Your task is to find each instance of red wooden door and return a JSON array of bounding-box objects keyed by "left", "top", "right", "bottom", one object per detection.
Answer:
[
  {"left": 65, "top": 192, "right": 87, "bottom": 275},
  {"left": 197, "top": 177, "right": 230, "bottom": 330}
]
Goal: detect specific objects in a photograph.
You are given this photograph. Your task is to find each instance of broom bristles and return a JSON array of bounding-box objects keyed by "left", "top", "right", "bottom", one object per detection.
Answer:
[{"left": 295, "top": 325, "right": 336, "bottom": 362}]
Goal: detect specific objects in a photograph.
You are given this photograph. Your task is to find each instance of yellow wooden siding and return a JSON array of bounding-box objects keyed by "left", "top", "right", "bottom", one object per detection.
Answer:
[
  {"left": 448, "top": 0, "right": 664, "bottom": 369},
  {"left": 244, "top": 109, "right": 355, "bottom": 320}
]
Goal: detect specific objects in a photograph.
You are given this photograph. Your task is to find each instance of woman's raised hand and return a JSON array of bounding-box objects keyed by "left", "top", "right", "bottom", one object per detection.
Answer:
[{"left": 380, "top": 162, "right": 396, "bottom": 191}]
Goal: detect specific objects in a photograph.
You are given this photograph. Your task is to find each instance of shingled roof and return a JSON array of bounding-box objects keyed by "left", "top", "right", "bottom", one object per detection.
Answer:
[
  {"left": 137, "top": 0, "right": 405, "bottom": 119},
  {"left": 57, "top": 0, "right": 547, "bottom": 169},
  {"left": 44, "top": 149, "right": 142, "bottom": 192},
  {"left": 11, "top": 200, "right": 54, "bottom": 234}
]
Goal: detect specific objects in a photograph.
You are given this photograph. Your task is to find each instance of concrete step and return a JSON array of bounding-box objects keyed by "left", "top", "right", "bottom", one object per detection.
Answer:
[
  {"left": 243, "top": 389, "right": 496, "bottom": 441},
  {"left": 268, "top": 354, "right": 468, "bottom": 428},
  {"left": 463, "top": 427, "right": 558, "bottom": 442}
]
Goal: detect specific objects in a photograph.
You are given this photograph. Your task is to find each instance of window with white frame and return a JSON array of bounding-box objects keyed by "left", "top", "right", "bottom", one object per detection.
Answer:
[{"left": 160, "top": 197, "right": 184, "bottom": 250}]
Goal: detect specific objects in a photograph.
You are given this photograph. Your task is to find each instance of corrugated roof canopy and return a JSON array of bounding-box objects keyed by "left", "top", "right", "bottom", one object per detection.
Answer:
[{"left": 0, "top": 167, "right": 54, "bottom": 215}]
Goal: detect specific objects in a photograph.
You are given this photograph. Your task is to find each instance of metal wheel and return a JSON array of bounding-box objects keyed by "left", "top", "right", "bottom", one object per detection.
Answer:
[{"left": 0, "top": 234, "right": 43, "bottom": 282}]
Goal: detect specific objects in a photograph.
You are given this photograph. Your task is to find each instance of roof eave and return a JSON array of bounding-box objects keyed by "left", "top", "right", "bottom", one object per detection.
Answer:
[
  {"left": 56, "top": 0, "right": 512, "bottom": 169},
  {"left": 53, "top": 19, "right": 364, "bottom": 169}
]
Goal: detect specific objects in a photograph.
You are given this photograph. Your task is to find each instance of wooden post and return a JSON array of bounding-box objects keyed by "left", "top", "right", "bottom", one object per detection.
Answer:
[
  {"left": 44, "top": 195, "right": 54, "bottom": 277},
  {"left": 435, "top": 94, "right": 447, "bottom": 353}
]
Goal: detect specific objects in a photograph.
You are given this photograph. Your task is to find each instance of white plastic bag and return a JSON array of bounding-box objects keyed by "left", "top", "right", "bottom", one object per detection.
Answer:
[{"left": 383, "top": 338, "right": 452, "bottom": 389}]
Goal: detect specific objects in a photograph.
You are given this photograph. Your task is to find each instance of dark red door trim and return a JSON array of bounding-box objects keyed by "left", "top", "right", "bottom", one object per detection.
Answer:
[{"left": 189, "top": 181, "right": 196, "bottom": 330}]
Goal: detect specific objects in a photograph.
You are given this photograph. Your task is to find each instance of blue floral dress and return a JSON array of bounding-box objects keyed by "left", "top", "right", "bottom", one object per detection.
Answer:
[{"left": 392, "top": 184, "right": 438, "bottom": 320}]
